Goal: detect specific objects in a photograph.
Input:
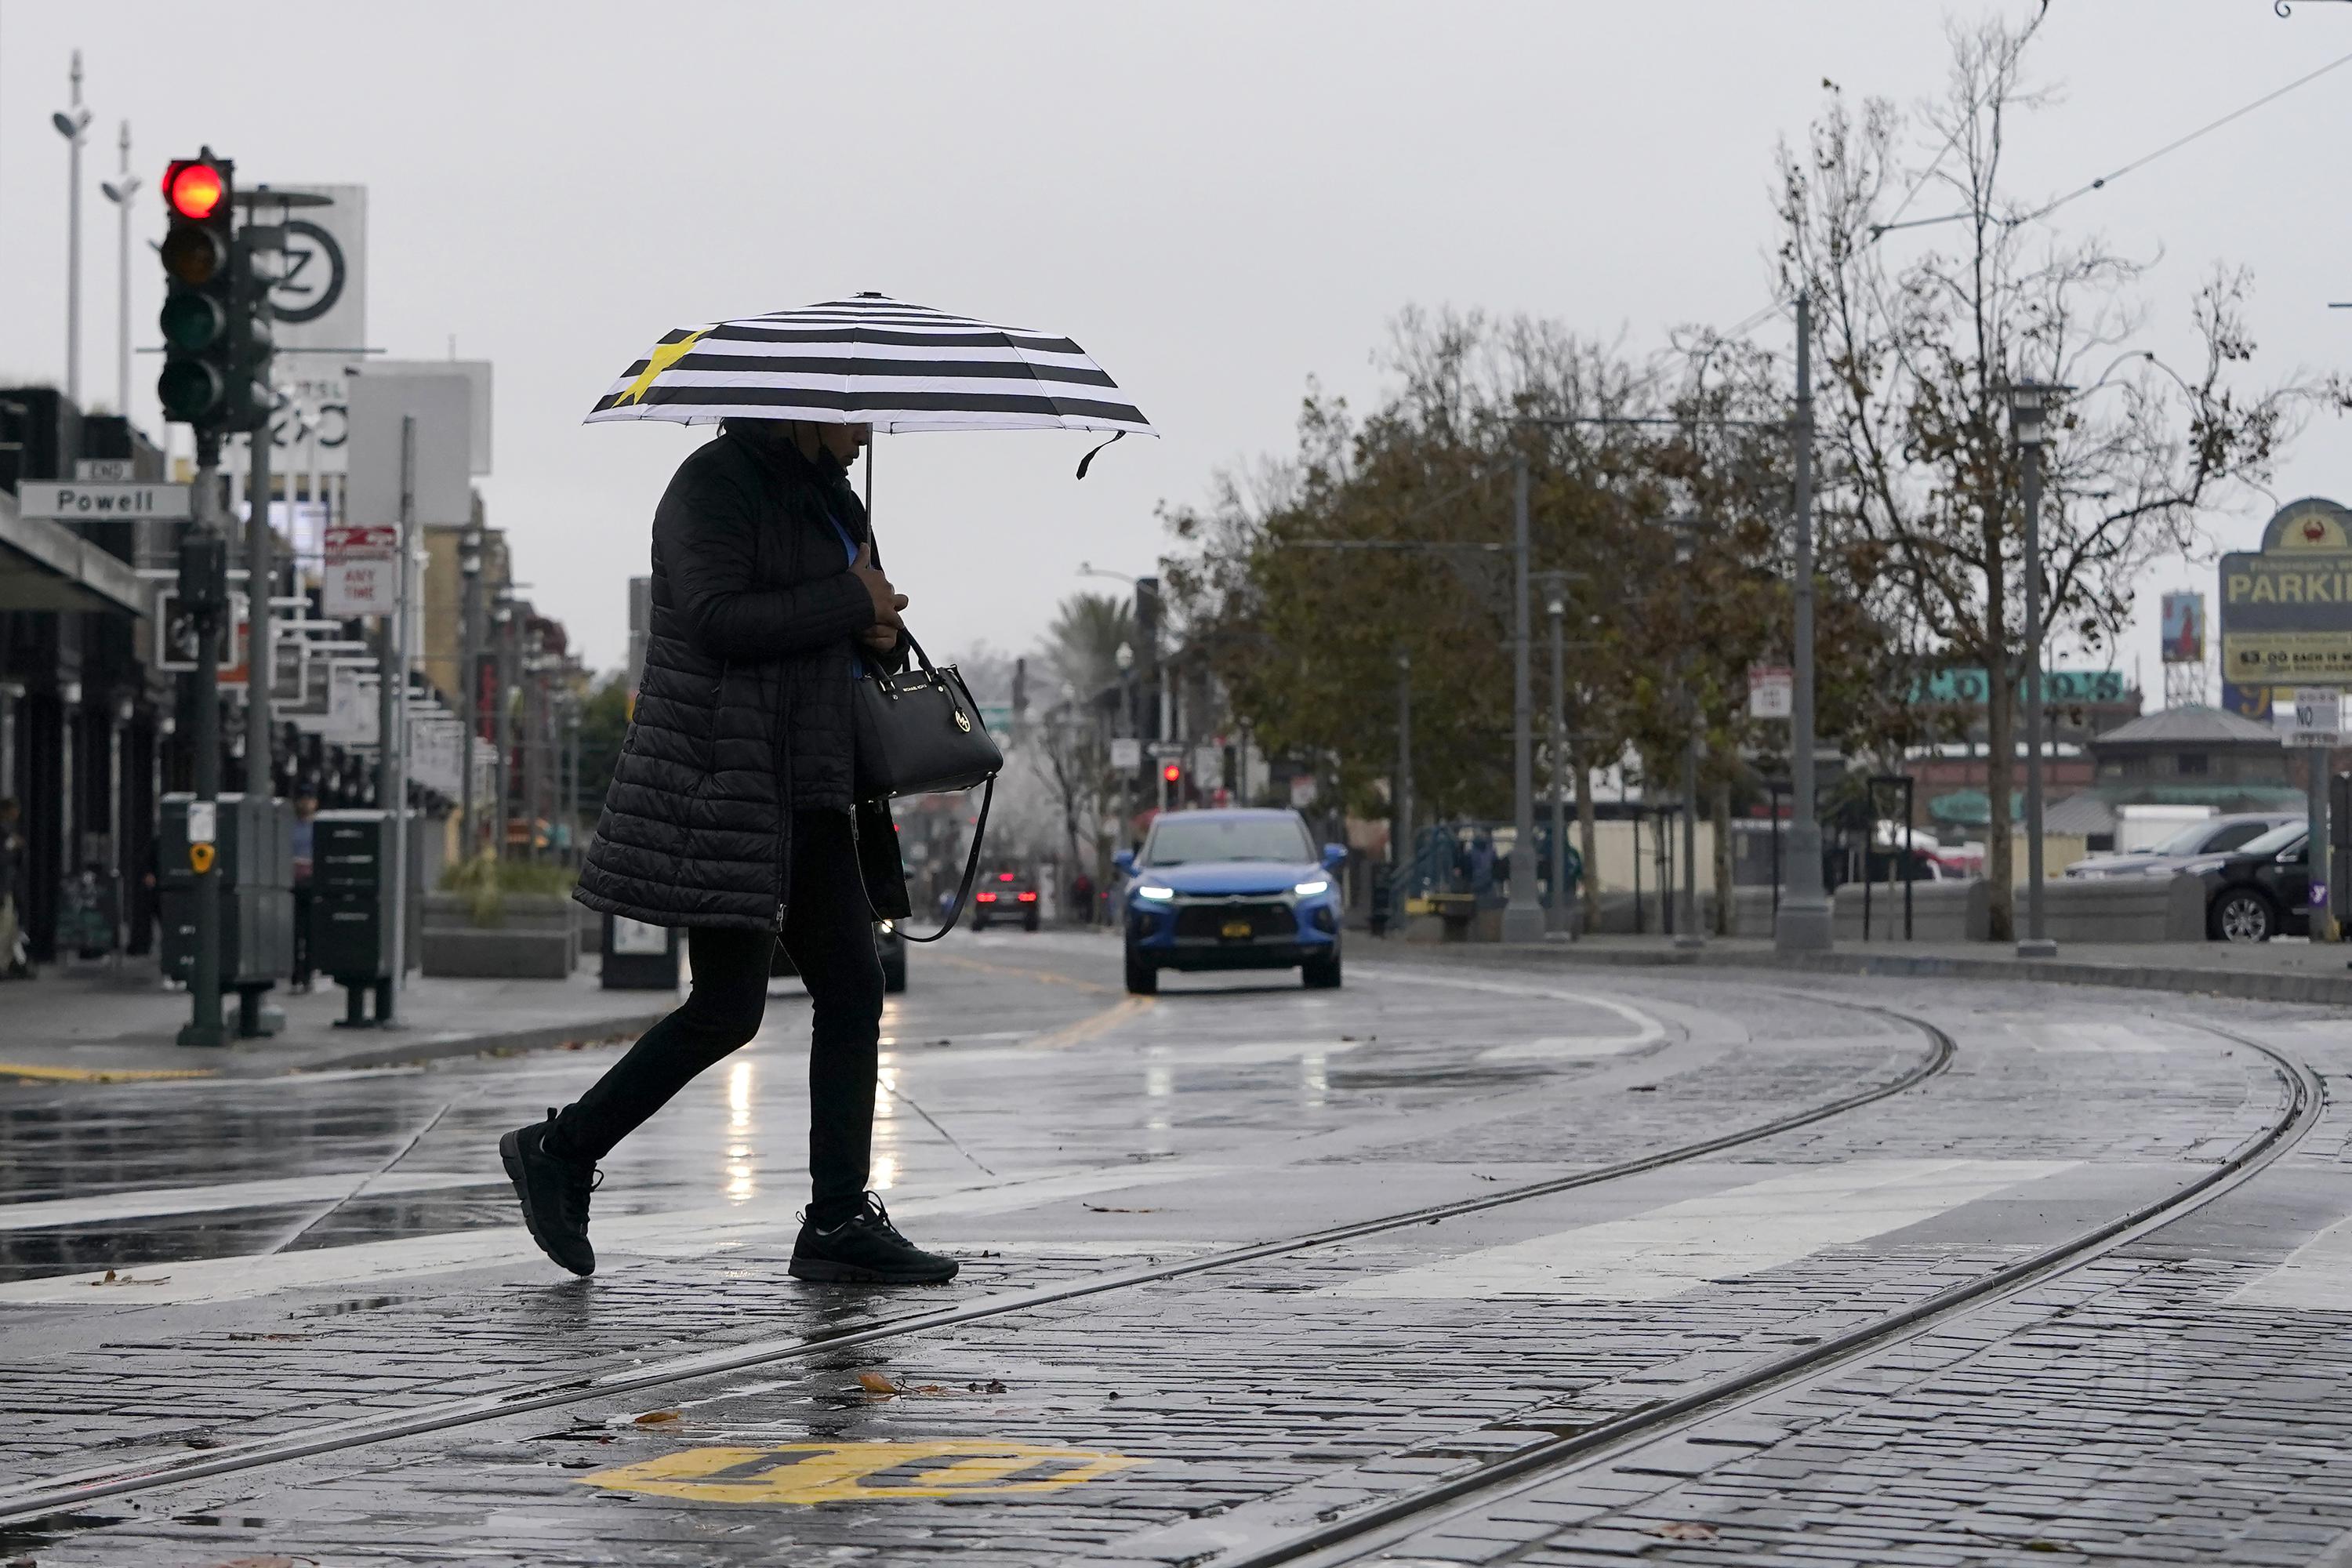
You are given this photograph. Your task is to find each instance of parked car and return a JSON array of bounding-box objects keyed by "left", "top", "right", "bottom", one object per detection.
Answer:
[
  {"left": 2065, "top": 813, "right": 2300, "bottom": 881},
  {"left": 1116, "top": 808, "right": 1345, "bottom": 996},
  {"left": 970, "top": 868, "right": 1041, "bottom": 931},
  {"left": 769, "top": 921, "right": 908, "bottom": 993},
  {"left": 2197, "top": 821, "right": 2313, "bottom": 943}
]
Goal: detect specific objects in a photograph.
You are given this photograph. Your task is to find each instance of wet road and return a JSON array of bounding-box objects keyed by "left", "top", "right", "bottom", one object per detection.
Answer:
[{"left": 3, "top": 932, "right": 2350, "bottom": 1566}]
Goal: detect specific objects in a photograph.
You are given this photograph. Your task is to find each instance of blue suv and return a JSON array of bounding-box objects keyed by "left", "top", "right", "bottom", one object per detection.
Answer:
[{"left": 1116, "top": 808, "right": 1346, "bottom": 995}]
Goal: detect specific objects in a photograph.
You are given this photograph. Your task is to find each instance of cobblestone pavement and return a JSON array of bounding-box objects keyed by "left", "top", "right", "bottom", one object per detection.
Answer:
[{"left": 2, "top": 931, "right": 2346, "bottom": 1566}]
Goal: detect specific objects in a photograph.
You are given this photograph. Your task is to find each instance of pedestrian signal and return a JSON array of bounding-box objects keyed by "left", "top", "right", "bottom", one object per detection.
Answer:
[
  {"left": 157, "top": 152, "right": 235, "bottom": 428},
  {"left": 189, "top": 842, "right": 216, "bottom": 875}
]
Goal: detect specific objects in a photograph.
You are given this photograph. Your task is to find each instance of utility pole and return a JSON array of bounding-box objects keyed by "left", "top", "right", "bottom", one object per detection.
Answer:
[
  {"left": 1501, "top": 456, "right": 1545, "bottom": 942},
  {"left": 1672, "top": 521, "right": 1704, "bottom": 951},
  {"left": 373, "top": 416, "right": 416, "bottom": 1019},
  {"left": 458, "top": 526, "right": 482, "bottom": 859},
  {"left": 1776, "top": 292, "right": 1834, "bottom": 951},
  {"left": 1393, "top": 649, "right": 1413, "bottom": 890},
  {"left": 53, "top": 53, "right": 91, "bottom": 406},
  {"left": 2011, "top": 380, "right": 2058, "bottom": 958},
  {"left": 176, "top": 446, "right": 228, "bottom": 1048},
  {"left": 492, "top": 586, "right": 514, "bottom": 860},
  {"left": 241, "top": 223, "right": 279, "bottom": 796},
  {"left": 1547, "top": 588, "right": 1570, "bottom": 937}
]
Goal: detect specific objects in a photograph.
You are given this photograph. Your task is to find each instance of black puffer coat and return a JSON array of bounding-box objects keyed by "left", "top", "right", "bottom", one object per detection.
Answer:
[{"left": 575, "top": 425, "right": 911, "bottom": 931}]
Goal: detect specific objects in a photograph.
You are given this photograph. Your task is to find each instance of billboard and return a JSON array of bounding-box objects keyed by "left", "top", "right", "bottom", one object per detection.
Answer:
[
  {"left": 2160, "top": 592, "right": 2205, "bottom": 665},
  {"left": 2220, "top": 497, "right": 2352, "bottom": 687}
]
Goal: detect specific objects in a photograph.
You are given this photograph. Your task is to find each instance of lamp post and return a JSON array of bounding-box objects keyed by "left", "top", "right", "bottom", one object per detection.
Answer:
[
  {"left": 492, "top": 585, "right": 515, "bottom": 862},
  {"left": 2008, "top": 379, "right": 2061, "bottom": 959},
  {"left": 1773, "top": 292, "right": 1834, "bottom": 951},
  {"left": 1671, "top": 519, "right": 1706, "bottom": 950},
  {"left": 1393, "top": 649, "right": 1413, "bottom": 896},
  {"left": 1546, "top": 592, "right": 1569, "bottom": 935},
  {"left": 98, "top": 122, "right": 138, "bottom": 419},
  {"left": 1501, "top": 456, "right": 1546, "bottom": 943},
  {"left": 53, "top": 53, "right": 91, "bottom": 407},
  {"left": 457, "top": 526, "right": 483, "bottom": 859},
  {"left": 1115, "top": 640, "right": 1136, "bottom": 849}
]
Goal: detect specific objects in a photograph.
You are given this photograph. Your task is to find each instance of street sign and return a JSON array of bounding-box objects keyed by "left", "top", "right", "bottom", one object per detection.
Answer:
[
  {"left": 1109, "top": 738, "right": 1142, "bottom": 770},
  {"left": 73, "top": 459, "right": 136, "bottom": 482},
  {"left": 19, "top": 481, "right": 191, "bottom": 521},
  {"left": 324, "top": 523, "right": 400, "bottom": 616},
  {"left": 2290, "top": 687, "right": 2340, "bottom": 747},
  {"left": 1146, "top": 740, "right": 1187, "bottom": 759},
  {"left": 1748, "top": 664, "right": 1795, "bottom": 720}
]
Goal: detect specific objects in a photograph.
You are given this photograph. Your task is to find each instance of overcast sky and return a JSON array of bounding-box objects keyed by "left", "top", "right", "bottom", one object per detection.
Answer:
[{"left": 2, "top": 1, "right": 2346, "bottom": 691}]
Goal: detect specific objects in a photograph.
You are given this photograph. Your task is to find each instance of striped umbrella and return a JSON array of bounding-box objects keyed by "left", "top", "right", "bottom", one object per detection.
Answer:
[{"left": 585, "top": 292, "right": 1152, "bottom": 441}]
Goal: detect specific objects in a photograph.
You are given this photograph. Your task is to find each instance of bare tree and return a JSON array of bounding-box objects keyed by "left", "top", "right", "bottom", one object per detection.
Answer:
[{"left": 1779, "top": 15, "right": 2312, "bottom": 938}]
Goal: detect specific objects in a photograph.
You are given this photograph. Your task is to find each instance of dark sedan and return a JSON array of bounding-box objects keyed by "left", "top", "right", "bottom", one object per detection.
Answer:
[{"left": 2199, "top": 820, "right": 2314, "bottom": 943}]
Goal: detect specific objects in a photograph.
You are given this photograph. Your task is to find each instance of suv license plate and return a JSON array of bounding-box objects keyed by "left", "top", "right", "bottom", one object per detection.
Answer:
[{"left": 1221, "top": 919, "right": 1252, "bottom": 938}]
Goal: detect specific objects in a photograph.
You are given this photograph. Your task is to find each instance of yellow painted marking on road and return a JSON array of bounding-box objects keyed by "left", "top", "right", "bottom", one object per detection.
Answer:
[
  {"left": 0, "top": 1062, "right": 219, "bottom": 1083},
  {"left": 1028, "top": 994, "right": 1155, "bottom": 1051},
  {"left": 582, "top": 1439, "right": 1144, "bottom": 1504},
  {"left": 931, "top": 952, "right": 1121, "bottom": 996}
]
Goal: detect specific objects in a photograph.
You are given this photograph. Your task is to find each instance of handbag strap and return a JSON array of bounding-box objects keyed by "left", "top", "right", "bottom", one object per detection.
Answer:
[{"left": 856, "top": 777, "right": 993, "bottom": 945}]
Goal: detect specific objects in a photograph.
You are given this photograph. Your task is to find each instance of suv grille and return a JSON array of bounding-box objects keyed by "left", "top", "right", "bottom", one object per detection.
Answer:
[{"left": 1174, "top": 901, "right": 1292, "bottom": 940}]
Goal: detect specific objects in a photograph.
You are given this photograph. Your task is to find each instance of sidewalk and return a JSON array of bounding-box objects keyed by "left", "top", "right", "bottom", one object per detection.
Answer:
[
  {"left": 1420, "top": 930, "right": 2352, "bottom": 1007},
  {"left": 0, "top": 955, "right": 677, "bottom": 1082}
]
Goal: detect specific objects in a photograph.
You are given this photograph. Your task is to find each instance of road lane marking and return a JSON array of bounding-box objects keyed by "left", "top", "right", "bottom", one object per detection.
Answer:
[
  {"left": 0, "top": 1163, "right": 1225, "bottom": 1305},
  {"left": 2228, "top": 1212, "right": 2352, "bottom": 1308},
  {"left": 1352, "top": 966, "right": 1668, "bottom": 1056},
  {"left": 583, "top": 1439, "right": 1143, "bottom": 1504},
  {"left": 1026, "top": 995, "right": 1155, "bottom": 1050},
  {"left": 930, "top": 953, "right": 1122, "bottom": 995},
  {"left": 0, "top": 1171, "right": 499, "bottom": 1232},
  {"left": 0, "top": 1062, "right": 218, "bottom": 1083},
  {"left": 1326, "top": 1158, "right": 2079, "bottom": 1301}
]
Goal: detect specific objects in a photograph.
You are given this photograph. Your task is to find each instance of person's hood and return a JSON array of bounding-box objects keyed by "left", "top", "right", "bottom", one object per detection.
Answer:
[{"left": 1132, "top": 860, "right": 1323, "bottom": 897}]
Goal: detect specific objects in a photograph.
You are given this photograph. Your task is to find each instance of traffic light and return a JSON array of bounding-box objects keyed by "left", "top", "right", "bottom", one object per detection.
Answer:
[
  {"left": 1160, "top": 761, "right": 1181, "bottom": 787},
  {"left": 157, "top": 154, "right": 234, "bottom": 429}
]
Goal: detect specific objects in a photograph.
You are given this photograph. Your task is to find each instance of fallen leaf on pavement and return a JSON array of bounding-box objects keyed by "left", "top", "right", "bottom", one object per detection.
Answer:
[
  {"left": 90, "top": 1269, "right": 171, "bottom": 1286},
  {"left": 632, "top": 1410, "right": 681, "bottom": 1425},
  {"left": 1648, "top": 1523, "right": 1717, "bottom": 1541},
  {"left": 857, "top": 1372, "right": 902, "bottom": 1396}
]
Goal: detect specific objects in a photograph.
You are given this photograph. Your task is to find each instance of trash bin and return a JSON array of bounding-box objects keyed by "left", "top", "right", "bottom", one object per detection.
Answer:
[{"left": 601, "top": 913, "right": 681, "bottom": 990}]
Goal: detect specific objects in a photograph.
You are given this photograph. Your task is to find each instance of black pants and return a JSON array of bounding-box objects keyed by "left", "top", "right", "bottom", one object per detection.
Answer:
[{"left": 554, "top": 811, "right": 884, "bottom": 1219}]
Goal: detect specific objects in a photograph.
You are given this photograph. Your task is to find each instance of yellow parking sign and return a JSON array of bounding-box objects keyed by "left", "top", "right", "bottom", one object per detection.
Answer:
[{"left": 582, "top": 1439, "right": 1144, "bottom": 1505}]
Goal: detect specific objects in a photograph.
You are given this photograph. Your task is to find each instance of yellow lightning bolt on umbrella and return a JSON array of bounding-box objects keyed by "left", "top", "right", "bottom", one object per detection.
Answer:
[{"left": 613, "top": 328, "right": 710, "bottom": 406}]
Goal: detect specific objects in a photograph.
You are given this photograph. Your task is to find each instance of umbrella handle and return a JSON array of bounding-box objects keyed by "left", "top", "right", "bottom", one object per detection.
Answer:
[{"left": 1076, "top": 430, "right": 1124, "bottom": 479}]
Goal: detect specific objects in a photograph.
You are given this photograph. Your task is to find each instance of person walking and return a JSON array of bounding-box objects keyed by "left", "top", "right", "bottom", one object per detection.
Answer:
[
  {"left": 289, "top": 794, "right": 318, "bottom": 995},
  {"left": 502, "top": 416, "right": 956, "bottom": 1286}
]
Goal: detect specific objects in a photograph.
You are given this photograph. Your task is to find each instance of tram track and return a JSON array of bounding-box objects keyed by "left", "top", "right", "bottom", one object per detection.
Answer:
[
  {"left": 0, "top": 995, "right": 1954, "bottom": 1529},
  {"left": 1184, "top": 1018, "right": 2326, "bottom": 1568}
]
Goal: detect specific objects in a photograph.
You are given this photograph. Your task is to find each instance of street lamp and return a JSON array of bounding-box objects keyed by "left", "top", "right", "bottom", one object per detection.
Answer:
[
  {"left": 53, "top": 52, "right": 91, "bottom": 407},
  {"left": 2007, "top": 378, "right": 2064, "bottom": 959},
  {"left": 1501, "top": 457, "right": 1546, "bottom": 943},
  {"left": 98, "top": 122, "right": 139, "bottom": 419},
  {"left": 1776, "top": 293, "right": 1834, "bottom": 952},
  {"left": 458, "top": 526, "right": 484, "bottom": 859},
  {"left": 1671, "top": 519, "right": 1704, "bottom": 951},
  {"left": 1544, "top": 597, "right": 1568, "bottom": 936},
  {"left": 1115, "top": 640, "right": 1136, "bottom": 845}
]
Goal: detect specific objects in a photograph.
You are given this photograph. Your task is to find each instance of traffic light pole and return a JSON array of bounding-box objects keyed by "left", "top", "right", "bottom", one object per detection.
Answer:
[
  {"left": 179, "top": 438, "right": 229, "bottom": 1050},
  {"left": 245, "top": 419, "right": 273, "bottom": 793}
]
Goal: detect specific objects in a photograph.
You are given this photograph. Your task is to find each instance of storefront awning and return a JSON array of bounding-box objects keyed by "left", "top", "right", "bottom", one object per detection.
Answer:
[{"left": 0, "top": 491, "right": 147, "bottom": 614}]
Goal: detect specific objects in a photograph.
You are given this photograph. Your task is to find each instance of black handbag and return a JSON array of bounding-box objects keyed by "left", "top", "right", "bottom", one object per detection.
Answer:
[{"left": 851, "top": 631, "right": 1004, "bottom": 942}]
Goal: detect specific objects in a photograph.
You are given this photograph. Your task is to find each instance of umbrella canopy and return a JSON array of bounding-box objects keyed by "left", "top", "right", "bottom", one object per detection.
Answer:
[{"left": 586, "top": 293, "right": 1152, "bottom": 436}]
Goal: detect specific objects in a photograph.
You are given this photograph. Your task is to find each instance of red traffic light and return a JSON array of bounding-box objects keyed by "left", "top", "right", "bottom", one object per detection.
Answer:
[
  {"left": 1161, "top": 763, "right": 1181, "bottom": 783},
  {"left": 166, "top": 161, "right": 226, "bottom": 220}
]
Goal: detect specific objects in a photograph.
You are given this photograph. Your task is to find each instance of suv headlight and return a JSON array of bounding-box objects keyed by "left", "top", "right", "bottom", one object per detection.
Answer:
[
  {"left": 1294, "top": 878, "right": 1330, "bottom": 897},
  {"left": 1135, "top": 884, "right": 1176, "bottom": 902}
]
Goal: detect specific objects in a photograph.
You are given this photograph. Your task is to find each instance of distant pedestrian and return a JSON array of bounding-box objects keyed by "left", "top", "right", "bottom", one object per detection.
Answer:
[
  {"left": 1070, "top": 870, "right": 1094, "bottom": 926},
  {"left": 505, "top": 417, "right": 956, "bottom": 1286},
  {"left": 289, "top": 795, "right": 318, "bottom": 995},
  {"left": 0, "top": 798, "right": 24, "bottom": 978}
]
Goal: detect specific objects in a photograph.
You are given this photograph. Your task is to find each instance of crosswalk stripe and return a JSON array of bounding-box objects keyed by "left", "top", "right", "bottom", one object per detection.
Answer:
[{"left": 1326, "top": 1158, "right": 2080, "bottom": 1301}]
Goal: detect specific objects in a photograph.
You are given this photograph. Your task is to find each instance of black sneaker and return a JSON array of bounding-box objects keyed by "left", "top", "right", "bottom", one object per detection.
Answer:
[
  {"left": 789, "top": 1196, "right": 959, "bottom": 1285},
  {"left": 500, "top": 1109, "right": 600, "bottom": 1277}
]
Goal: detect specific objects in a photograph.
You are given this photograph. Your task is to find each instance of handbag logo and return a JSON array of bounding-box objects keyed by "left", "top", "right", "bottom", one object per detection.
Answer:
[{"left": 955, "top": 709, "right": 972, "bottom": 732}]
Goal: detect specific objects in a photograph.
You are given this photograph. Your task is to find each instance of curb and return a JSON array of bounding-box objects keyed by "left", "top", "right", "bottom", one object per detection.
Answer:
[
  {"left": 1378, "top": 938, "right": 2352, "bottom": 1008},
  {"left": 222, "top": 1009, "right": 676, "bottom": 1079}
]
